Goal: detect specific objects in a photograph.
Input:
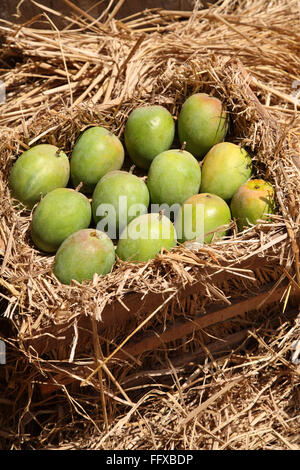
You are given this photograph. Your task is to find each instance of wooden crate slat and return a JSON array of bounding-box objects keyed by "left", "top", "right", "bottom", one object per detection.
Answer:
[{"left": 23, "top": 252, "right": 281, "bottom": 356}]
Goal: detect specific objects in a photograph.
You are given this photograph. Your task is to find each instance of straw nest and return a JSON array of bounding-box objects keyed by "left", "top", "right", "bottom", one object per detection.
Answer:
[{"left": 0, "top": 0, "right": 299, "bottom": 450}]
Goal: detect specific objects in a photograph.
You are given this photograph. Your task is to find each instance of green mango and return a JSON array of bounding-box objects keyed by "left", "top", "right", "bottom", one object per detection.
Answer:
[
  {"left": 9, "top": 144, "right": 70, "bottom": 209},
  {"left": 70, "top": 126, "right": 124, "bottom": 194},
  {"left": 200, "top": 142, "right": 252, "bottom": 200},
  {"left": 124, "top": 105, "right": 175, "bottom": 169},
  {"left": 175, "top": 193, "right": 231, "bottom": 244},
  {"left": 116, "top": 213, "right": 177, "bottom": 263},
  {"left": 147, "top": 149, "right": 201, "bottom": 209},
  {"left": 53, "top": 229, "right": 115, "bottom": 285},
  {"left": 230, "top": 179, "right": 275, "bottom": 231},
  {"left": 178, "top": 93, "right": 228, "bottom": 159},
  {"left": 92, "top": 170, "right": 150, "bottom": 238},
  {"left": 31, "top": 188, "right": 91, "bottom": 253}
]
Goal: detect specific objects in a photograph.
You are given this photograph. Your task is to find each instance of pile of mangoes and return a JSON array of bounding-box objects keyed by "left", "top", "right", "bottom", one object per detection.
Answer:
[{"left": 9, "top": 93, "right": 275, "bottom": 284}]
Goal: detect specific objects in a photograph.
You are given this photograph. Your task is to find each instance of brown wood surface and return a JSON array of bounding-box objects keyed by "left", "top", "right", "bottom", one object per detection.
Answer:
[
  {"left": 39, "top": 328, "right": 250, "bottom": 396},
  {"left": 38, "top": 281, "right": 296, "bottom": 396},
  {"left": 22, "top": 251, "right": 288, "bottom": 357},
  {"left": 0, "top": 0, "right": 197, "bottom": 26},
  {"left": 114, "top": 280, "right": 290, "bottom": 360}
]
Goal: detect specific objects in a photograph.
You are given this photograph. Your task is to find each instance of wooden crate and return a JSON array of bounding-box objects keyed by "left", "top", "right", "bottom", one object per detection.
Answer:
[{"left": 1, "top": 1, "right": 299, "bottom": 404}]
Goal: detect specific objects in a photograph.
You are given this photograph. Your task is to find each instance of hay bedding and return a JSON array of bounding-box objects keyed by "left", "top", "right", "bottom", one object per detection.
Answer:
[{"left": 0, "top": 0, "right": 299, "bottom": 450}]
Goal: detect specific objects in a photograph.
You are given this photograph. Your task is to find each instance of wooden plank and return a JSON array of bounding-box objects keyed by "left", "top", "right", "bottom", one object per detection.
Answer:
[
  {"left": 38, "top": 281, "right": 296, "bottom": 396},
  {"left": 39, "top": 328, "right": 250, "bottom": 396},
  {"left": 114, "top": 281, "right": 290, "bottom": 360},
  {"left": 0, "top": 1, "right": 197, "bottom": 26},
  {"left": 22, "top": 253, "right": 278, "bottom": 356}
]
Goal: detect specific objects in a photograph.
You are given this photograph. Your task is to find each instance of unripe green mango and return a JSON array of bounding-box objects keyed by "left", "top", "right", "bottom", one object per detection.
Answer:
[
  {"left": 178, "top": 93, "right": 228, "bottom": 159},
  {"left": 9, "top": 144, "right": 70, "bottom": 209},
  {"left": 147, "top": 149, "right": 201, "bottom": 209},
  {"left": 53, "top": 229, "right": 115, "bottom": 285},
  {"left": 70, "top": 126, "right": 124, "bottom": 194},
  {"left": 124, "top": 105, "right": 175, "bottom": 169},
  {"left": 200, "top": 142, "right": 252, "bottom": 200},
  {"left": 175, "top": 193, "right": 231, "bottom": 244},
  {"left": 230, "top": 179, "right": 275, "bottom": 231},
  {"left": 116, "top": 213, "right": 177, "bottom": 263},
  {"left": 31, "top": 188, "right": 91, "bottom": 253},
  {"left": 92, "top": 170, "right": 150, "bottom": 237}
]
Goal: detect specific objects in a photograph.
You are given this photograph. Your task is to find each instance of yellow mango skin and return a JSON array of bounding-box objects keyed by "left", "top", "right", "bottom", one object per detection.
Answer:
[
  {"left": 200, "top": 142, "right": 252, "bottom": 200},
  {"left": 230, "top": 179, "right": 275, "bottom": 231},
  {"left": 9, "top": 144, "right": 70, "bottom": 209},
  {"left": 53, "top": 229, "right": 115, "bottom": 285},
  {"left": 178, "top": 93, "right": 228, "bottom": 159}
]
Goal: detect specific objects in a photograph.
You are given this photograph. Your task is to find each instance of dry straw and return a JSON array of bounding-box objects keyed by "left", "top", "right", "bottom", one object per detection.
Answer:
[{"left": 0, "top": 0, "right": 299, "bottom": 450}]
